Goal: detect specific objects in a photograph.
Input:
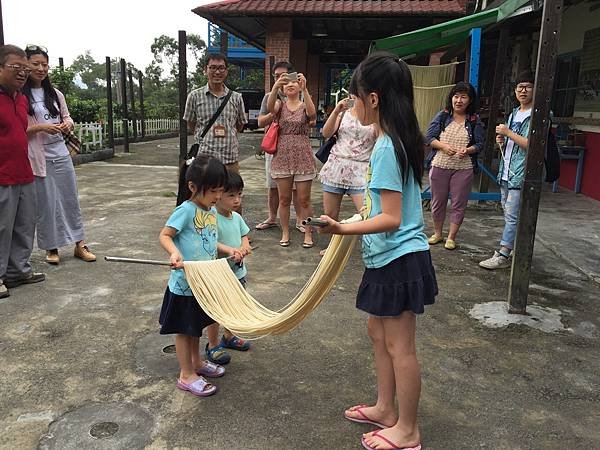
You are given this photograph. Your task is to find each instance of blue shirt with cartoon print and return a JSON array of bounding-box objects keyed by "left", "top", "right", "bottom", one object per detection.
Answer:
[
  {"left": 361, "top": 134, "right": 429, "bottom": 269},
  {"left": 166, "top": 200, "right": 218, "bottom": 295}
]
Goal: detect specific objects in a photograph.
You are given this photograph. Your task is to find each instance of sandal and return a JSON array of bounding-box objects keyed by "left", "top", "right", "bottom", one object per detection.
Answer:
[
  {"left": 176, "top": 377, "right": 218, "bottom": 397},
  {"left": 344, "top": 405, "right": 393, "bottom": 429},
  {"left": 221, "top": 335, "right": 251, "bottom": 351},
  {"left": 196, "top": 361, "right": 226, "bottom": 378},
  {"left": 255, "top": 220, "right": 278, "bottom": 230},
  {"left": 279, "top": 240, "right": 290, "bottom": 247},
  {"left": 361, "top": 430, "right": 421, "bottom": 450},
  {"left": 205, "top": 343, "right": 231, "bottom": 365},
  {"left": 302, "top": 241, "right": 314, "bottom": 248}
]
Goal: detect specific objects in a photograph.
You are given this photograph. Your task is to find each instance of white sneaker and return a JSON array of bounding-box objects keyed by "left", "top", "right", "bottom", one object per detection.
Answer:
[
  {"left": 0, "top": 281, "right": 9, "bottom": 299},
  {"left": 479, "top": 251, "right": 511, "bottom": 270}
]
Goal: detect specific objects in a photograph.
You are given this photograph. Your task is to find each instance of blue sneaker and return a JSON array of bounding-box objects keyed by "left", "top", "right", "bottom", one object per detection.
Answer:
[
  {"left": 220, "top": 335, "right": 251, "bottom": 351},
  {"left": 205, "top": 343, "right": 231, "bottom": 365}
]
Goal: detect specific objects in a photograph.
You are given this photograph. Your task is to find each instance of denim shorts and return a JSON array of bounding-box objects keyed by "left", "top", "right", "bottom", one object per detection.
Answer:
[{"left": 322, "top": 183, "right": 364, "bottom": 196}]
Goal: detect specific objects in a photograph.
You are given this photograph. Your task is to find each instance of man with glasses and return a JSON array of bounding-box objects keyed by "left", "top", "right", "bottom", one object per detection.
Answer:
[
  {"left": 0, "top": 45, "right": 45, "bottom": 299},
  {"left": 183, "top": 52, "right": 247, "bottom": 174},
  {"left": 255, "top": 61, "right": 302, "bottom": 232},
  {"left": 480, "top": 71, "right": 535, "bottom": 270}
]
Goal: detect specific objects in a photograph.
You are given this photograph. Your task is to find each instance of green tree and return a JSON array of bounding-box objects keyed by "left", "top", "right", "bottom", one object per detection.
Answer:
[{"left": 50, "top": 67, "right": 76, "bottom": 95}]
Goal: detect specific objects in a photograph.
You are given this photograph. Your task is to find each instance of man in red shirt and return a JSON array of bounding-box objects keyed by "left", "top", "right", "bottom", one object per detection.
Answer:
[{"left": 0, "top": 45, "right": 45, "bottom": 299}]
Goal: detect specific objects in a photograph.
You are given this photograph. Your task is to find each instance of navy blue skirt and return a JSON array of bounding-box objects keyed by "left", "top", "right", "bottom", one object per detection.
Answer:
[
  {"left": 159, "top": 287, "right": 215, "bottom": 336},
  {"left": 356, "top": 250, "right": 438, "bottom": 316}
]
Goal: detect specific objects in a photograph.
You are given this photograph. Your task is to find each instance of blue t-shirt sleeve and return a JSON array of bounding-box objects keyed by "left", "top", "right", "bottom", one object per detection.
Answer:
[
  {"left": 165, "top": 203, "right": 191, "bottom": 232},
  {"left": 369, "top": 141, "right": 403, "bottom": 193},
  {"left": 237, "top": 214, "right": 250, "bottom": 237}
]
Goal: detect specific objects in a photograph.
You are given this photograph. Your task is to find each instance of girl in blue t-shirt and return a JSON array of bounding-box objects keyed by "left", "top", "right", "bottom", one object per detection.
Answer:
[
  {"left": 319, "top": 52, "right": 438, "bottom": 450},
  {"left": 158, "top": 154, "right": 242, "bottom": 398}
]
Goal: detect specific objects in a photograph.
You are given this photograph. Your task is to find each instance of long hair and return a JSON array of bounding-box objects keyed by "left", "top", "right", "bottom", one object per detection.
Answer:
[
  {"left": 22, "top": 47, "right": 61, "bottom": 117},
  {"left": 445, "top": 81, "right": 478, "bottom": 116},
  {"left": 176, "top": 153, "right": 228, "bottom": 206},
  {"left": 349, "top": 51, "right": 424, "bottom": 187}
]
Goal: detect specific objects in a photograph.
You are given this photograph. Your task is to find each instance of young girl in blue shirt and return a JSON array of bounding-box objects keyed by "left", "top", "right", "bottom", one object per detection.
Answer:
[
  {"left": 319, "top": 52, "right": 438, "bottom": 450},
  {"left": 159, "top": 154, "right": 242, "bottom": 397}
]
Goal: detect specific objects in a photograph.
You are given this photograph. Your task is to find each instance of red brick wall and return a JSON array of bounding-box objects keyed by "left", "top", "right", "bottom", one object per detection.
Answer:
[{"left": 265, "top": 18, "right": 292, "bottom": 92}]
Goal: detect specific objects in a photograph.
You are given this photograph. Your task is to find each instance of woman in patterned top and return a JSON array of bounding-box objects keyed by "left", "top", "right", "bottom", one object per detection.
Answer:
[
  {"left": 424, "top": 82, "right": 484, "bottom": 250},
  {"left": 267, "top": 71, "right": 317, "bottom": 248},
  {"left": 318, "top": 97, "right": 377, "bottom": 255}
]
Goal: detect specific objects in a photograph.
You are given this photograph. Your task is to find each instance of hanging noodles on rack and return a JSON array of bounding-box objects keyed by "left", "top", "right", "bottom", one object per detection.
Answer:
[
  {"left": 184, "top": 214, "right": 362, "bottom": 339},
  {"left": 408, "top": 62, "right": 460, "bottom": 133}
]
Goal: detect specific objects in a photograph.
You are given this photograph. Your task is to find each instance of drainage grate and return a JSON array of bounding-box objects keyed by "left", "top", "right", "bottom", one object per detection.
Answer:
[
  {"left": 38, "top": 402, "right": 153, "bottom": 450},
  {"left": 161, "top": 344, "right": 176, "bottom": 354},
  {"left": 89, "top": 421, "right": 119, "bottom": 439}
]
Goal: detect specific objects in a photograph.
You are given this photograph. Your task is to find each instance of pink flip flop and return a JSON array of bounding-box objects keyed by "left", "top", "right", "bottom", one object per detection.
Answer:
[
  {"left": 361, "top": 430, "right": 421, "bottom": 450},
  {"left": 176, "top": 377, "right": 218, "bottom": 397},
  {"left": 344, "top": 405, "right": 390, "bottom": 429}
]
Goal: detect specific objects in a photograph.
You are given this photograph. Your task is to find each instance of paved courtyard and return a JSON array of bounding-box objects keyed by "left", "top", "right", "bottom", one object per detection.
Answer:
[{"left": 1, "top": 134, "right": 599, "bottom": 449}]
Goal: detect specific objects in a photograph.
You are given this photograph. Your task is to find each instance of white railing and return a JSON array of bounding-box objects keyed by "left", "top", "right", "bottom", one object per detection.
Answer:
[
  {"left": 75, "top": 119, "right": 180, "bottom": 149},
  {"left": 74, "top": 122, "right": 103, "bottom": 152},
  {"left": 113, "top": 119, "right": 179, "bottom": 138}
]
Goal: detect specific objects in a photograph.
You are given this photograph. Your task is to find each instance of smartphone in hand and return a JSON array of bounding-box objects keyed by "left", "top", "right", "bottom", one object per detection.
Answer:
[{"left": 346, "top": 98, "right": 355, "bottom": 108}]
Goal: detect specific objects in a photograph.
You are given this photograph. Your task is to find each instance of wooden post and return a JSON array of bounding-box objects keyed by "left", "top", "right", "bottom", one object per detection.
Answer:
[
  {"left": 269, "top": 55, "right": 275, "bottom": 91},
  {"left": 119, "top": 58, "right": 129, "bottom": 153},
  {"left": 479, "top": 28, "right": 509, "bottom": 195},
  {"left": 128, "top": 69, "right": 137, "bottom": 141},
  {"left": 105, "top": 57, "right": 114, "bottom": 149},
  {"left": 59, "top": 57, "right": 64, "bottom": 70},
  {"left": 508, "top": 0, "right": 563, "bottom": 313},
  {"left": 138, "top": 70, "right": 145, "bottom": 138},
  {"left": 0, "top": 0, "right": 4, "bottom": 46},
  {"left": 178, "top": 30, "right": 187, "bottom": 162}
]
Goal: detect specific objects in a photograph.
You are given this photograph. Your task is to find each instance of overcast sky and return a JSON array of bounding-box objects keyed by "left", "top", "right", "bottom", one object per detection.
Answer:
[{"left": 3, "top": 0, "right": 214, "bottom": 71}]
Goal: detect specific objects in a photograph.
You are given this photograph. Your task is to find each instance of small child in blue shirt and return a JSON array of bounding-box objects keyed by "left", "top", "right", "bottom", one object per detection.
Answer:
[
  {"left": 204, "top": 171, "right": 253, "bottom": 363},
  {"left": 158, "top": 154, "right": 242, "bottom": 398}
]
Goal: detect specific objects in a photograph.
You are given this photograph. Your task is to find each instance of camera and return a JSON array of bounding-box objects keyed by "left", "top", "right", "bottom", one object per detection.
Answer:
[
  {"left": 346, "top": 98, "right": 355, "bottom": 108},
  {"left": 287, "top": 72, "right": 298, "bottom": 82}
]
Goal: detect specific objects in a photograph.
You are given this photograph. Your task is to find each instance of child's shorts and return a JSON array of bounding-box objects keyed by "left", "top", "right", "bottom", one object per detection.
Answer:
[
  {"left": 159, "top": 287, "right": 215, "bottom": 336},
  {"left": 322, "top": 183, "right": 364, "bottom": 196},
  {"left": 356, "top": 250, "right": 438, "bottom": 316}
]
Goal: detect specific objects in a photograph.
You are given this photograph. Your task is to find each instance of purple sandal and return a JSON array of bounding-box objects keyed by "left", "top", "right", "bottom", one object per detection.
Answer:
[
  {"left": 176, "top": 377, "right": 218, "bottom": 397},
  {"left": 196, "top": 361, "right": 226, "bottom": 378}
]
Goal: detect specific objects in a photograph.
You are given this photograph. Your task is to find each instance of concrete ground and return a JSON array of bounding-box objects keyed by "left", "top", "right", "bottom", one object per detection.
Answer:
[{"left": 1, "top": 134, "right": 599, "bottom": 450}]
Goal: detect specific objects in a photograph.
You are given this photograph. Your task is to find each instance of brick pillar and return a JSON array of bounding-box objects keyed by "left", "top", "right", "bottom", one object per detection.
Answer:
[{"left": 265, "top": 18, "right": 292, "bottom": 92}]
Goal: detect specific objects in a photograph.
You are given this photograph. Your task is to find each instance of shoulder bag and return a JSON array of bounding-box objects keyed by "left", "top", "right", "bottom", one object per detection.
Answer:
[
  {"left": 260, "top": 103, "right": 281, "bottom": 155},
  {"left": 315, "top": 110, "right": 346, "bottom": 164}
]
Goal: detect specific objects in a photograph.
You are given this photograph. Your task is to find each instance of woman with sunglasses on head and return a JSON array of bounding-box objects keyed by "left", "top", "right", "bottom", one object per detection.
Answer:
[{"left": 23, "top": 45, "right": 96, "bottom": 265}]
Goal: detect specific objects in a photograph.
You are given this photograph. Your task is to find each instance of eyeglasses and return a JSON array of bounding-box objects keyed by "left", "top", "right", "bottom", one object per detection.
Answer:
[
  {"left": 26, "top": 44, "right": 48, "bottom": 53},
  {"left": 0, "top": 64, "right": 32, "bottom": 75},
  {"left": 208, "top": 65, "right": 227, "bottom": 72},
  {"left": 516, "top": 84, "right": 534, "bottom": 92}
]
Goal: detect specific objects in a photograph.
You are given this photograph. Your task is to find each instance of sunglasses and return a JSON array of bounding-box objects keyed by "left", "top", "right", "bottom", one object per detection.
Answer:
[{"left": 26, "top": 44, "right": 48, "bottom": 53}]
